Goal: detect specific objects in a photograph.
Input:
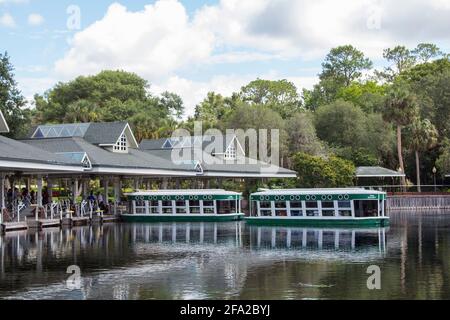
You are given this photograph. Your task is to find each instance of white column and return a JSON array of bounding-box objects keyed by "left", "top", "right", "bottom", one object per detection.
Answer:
[
  {"left": 36, "top": 175, "right": 43, "bottom": 207},
  {"left": 334, "top": 200, "right": 339, "bottom": 217},
  {"left": 134, "top": 178, "right": 139, "bottom": 191},
  {"left": 286, "top": 200, "right": 291, "bottom": 217},
  {"left": 200, "top": 200, "right": 204, "bottom": 215},
  {"left": 104, "top": 178, "right": 109, "bottom": 205},
  {"left": 271, "top": 201, "right": 275, "bottom": 217},
  {"left": 0, "top": 173, "right": 5, "bottom": 224},
  {"left": 72, "top": 179, "right": 78, "bottom": 204},
  {"left": 47, "top": 178, "right": 53, "bottom": 203}
]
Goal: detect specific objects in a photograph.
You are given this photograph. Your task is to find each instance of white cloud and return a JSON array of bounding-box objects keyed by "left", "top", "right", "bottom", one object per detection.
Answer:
[
  {"left": 0, "top": 13, "right": 15, "bottom": 28},
  {"left": 55, "top": 1, "right": 215, "bottom": 80},
  {"left": 41, "top": 0, "right": 450, "bottom": 117},
  {"left": 28, "top": 13, "right": 44, "bottom": 26}
]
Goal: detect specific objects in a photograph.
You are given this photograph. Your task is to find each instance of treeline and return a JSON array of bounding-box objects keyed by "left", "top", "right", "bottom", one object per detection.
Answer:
[{"left": 1, "top": 43, "right": 450, "bottom": 189}]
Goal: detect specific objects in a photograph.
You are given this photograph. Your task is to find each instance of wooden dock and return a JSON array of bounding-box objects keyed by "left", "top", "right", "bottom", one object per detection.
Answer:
[
  {"left": 1, "top": 221, "right": 28, "bottom": 232},
  {"left": 1, "top": 215, "right": 119, "bottom": 233}
]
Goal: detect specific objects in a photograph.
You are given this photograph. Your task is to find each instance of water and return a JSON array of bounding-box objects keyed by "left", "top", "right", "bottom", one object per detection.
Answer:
[{"left": 1, "top": 212, "right": 450, "bottom": 300}]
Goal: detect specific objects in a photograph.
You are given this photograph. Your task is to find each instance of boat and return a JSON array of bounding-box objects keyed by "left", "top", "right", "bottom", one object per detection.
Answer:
[
  {"left": 121, "top": 189, "right": 244, "bottom": 222},
  {"left": 245, "top": 188, "right": 389, "bottom": 227}
]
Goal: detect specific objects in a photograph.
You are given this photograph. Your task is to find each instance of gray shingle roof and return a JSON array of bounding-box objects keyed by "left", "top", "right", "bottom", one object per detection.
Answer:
[
  {"left": 142, "top": 149, "right": 296, "bottom": 177},
  {"left": 0, "top": 135, "right": 79, "bottom": 167},
  {"left": 28, "top": 121, "right": 128, "bottom": 146},
  {"left": 21, "top": 137, "right": 198, "bottom": 172},
  {"left": 83, "top": 121, "right": 128, "bottom": 145},
  {"left": 356, "top": 166, "right": 405, "bottom": 177}
]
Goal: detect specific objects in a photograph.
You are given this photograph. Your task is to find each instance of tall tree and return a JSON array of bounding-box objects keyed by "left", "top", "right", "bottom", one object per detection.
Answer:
[
  {"left": 382, "top": 81, "right": 419, "bottom": 186},
  {"left": 320, "top": 45, "right": 373, "bottom": 87},
  {"left": 239, "top": 79, "right": 302, "bottom": 118},
  {"left": 405, "top": 118, "right": 438, "bottom": 192},
  {"left": 0, "top": 52, "right": 31, "bottom": 138},
  {"left": 412, "top": 43, "right": 444, "bottom": 64},
  {"left": 303, "top": 45, "right": 372, "bottom": 110},
  {"left": 377, "top": 46, "right": 417, "bottom": 82},
  {"left": 194, "top": 92, "right": 235, "bottom": 128}
]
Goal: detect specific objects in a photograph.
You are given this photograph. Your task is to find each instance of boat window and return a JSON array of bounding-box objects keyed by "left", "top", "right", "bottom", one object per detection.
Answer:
[
  {"left": 217, "top": 200, "right": 236, "bottom": 214},
  {"left": 274, "top": 201, "right": 286, "bottom": 208},
  {"left": 135, "top": 200, "right": 146, "bottom": 214},
  {"left": 338, "top": 201, "right": 351, "bottom": 208},
  {"left": 203, "top": 200, "right": 215, "bottom": 214},
  {"left": 354, "top": 200, "right": 378, "bottom": 217},
  {"left": 149, "top": 200, "right": 159, "bottom": 214},
  {"left": 259, "top": 201, "right": 271, "bottom": 208},
  {"left": 321, "top": 201, "right": 334, "bottom": 209},
  {"left": 189, "top": 200, "right": 201, "bottom": 214},
  {"left": 175, "top": 200, "right": 187, "bottom": 214},
  {"left": 322, "top": 210, "right": 335, "bottom": 217},
  {"left": 306, "top": 210, "right": 319, "bottom": 217},
  {"left": 290, "top": 210, "right": 303, "bottom": 217},
  {"left": 161, "top": 200, "right": 173, "bottom": 214},
  {"left": 305, "top": 201, "right": 318, "bottom": 208},
  {"left": 203, "top": 200, "right": 214, "bottom": 207},
  {"left": 338, "top": 210, "right": 352, "bottom": 217},
  {"left": 260, "top": 210, "right": 272, "bottom": 217},
  {"left": 290, "top": 201, "right": 302, "bottom": 208}
]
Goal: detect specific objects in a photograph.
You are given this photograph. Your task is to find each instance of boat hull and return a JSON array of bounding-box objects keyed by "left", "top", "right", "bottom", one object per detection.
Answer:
[
  {"left": 121, "top": 213, "right": 245, "bottom": 223},
  {"left": 245, "top": 217, "right": 389, "bottom": 227}
]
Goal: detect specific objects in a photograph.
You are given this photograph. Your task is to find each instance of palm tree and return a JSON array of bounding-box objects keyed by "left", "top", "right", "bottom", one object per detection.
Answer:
[
  {"left": 405, "top": 118, "right": 438, "bottom": 192},
  {"left": 383, "top": 82, "right": 418, "bottom": 188}
]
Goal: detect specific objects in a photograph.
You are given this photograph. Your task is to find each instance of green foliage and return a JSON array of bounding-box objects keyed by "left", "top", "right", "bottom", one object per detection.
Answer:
[
  {"left": 320, "top": 45, "right": 373, "bottom": 87},
  {"left": 382, "top": 80, "right": 418, "bottom": 127},
  {"left": 335, "top": 147, "right": 380, "bottom": 167},
  {"left": 314, "top": 99, "right": 367, "bottom": 148},
  {"left": 405, "top": 118, "right": 438, "bottom": 153},
  {"left": 239, "top": 79, "right": 302, "bottom": 118},
  {"left": 303, "top": 45, "right": 372, "bottom": 110},
  {"left": 285, "top": 112, "right": 324, "bottom": 157},
  {"left": 436, "top": 139, "right": 450, "bottom": 176},
  {"left": 194, "top": 92, "right": 236, "bottom": 128},
  {"left": 336, "top": 81, "right": 387, "bottom": 113},
  {"left": 292, "top": 152, "right": 355, "bottom": 188},
  {"left": 0, "top": 52, "right": 31, "bottom": 138},
  {"left": 34, "top": 70, "right": 183, "bottom": 140}
]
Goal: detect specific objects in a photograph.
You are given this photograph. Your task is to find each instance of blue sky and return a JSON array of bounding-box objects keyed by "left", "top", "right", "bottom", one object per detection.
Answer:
[{"left": 1, "top": 0, "right": 450, "bottom": 116}]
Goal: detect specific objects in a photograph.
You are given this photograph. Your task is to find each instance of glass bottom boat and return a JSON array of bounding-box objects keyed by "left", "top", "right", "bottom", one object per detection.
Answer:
[
  {"left": 121, "top": 189, "right": 244, "bottom": 222},
  {"left": 245, "top": 188, "right": 389, "bottom": 227}
]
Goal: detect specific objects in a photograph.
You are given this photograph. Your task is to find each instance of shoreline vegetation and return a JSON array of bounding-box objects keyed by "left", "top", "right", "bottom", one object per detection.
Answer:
[{"left": 1, "top": 44, "right": 450, "bottom": 193}]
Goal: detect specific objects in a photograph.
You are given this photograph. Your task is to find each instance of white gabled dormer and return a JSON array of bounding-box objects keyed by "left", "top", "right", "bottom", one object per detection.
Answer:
[
  {"left": 214, "top": 135, "right": 245, "bottom": 160},
  {"left": 102, "top": 123, "right": 139, "bottom": 154},
  {"left": 0, "top": 110, "right": 10, "bottom": 133}
]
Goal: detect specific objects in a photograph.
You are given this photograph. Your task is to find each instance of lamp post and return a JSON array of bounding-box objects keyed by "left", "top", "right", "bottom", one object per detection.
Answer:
[{"left": 432, "top": 166, "right": 437, "bottom": 192}]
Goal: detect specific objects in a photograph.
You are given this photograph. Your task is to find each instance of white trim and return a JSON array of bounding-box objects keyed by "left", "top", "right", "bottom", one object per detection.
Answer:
[
  {"left": 202, "top": 171, "right": 297, "bottom": 178},
  {"left": 0, "top": 110, "right": 9, "bottom": 133},
  {"left": 121, "top": 123, "right": 139, "bottom": 149},
  {"left": 122, "top": 213, "right": 245, "bottom": 218},
  {"left": 0, "top": 159, "right": 83, "bottom": 172},
  {"left": 357, "top": 174, "right": 405, "bottom": 177},
  {"left": 90, "top": 167, "right": 199, "bottom": 176}
]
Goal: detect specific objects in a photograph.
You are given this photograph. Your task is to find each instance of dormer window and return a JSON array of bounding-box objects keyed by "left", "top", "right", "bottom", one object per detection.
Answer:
[
  {"left": 114, "top": 132, "right": 128, "bottom": 153},
  {"left": 224, "top": 145, "right": 236, "bottom": 160}
]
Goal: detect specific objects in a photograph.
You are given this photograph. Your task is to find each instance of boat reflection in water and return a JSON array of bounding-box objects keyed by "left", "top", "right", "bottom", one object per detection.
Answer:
[
  {"left": 249, "top": 226, "right": 388, "bottom": 260},
  {"left": 0, "top": 222, "right": 388, "bottom": 300}
]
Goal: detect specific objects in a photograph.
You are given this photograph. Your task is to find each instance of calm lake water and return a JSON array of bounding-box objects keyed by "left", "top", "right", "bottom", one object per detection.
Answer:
[{"left": 1, "top": 212, "right": 450, "bottom": 300}]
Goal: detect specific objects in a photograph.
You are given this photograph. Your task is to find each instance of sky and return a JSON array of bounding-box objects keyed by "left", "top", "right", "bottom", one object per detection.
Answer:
[{"left": 1, "top": 0, "right": 450, "bottom": 117}]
